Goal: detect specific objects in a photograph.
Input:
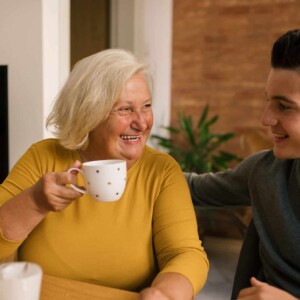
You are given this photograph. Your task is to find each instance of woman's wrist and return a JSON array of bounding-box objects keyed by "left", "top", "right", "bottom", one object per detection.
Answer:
[{"left": 0, "top": 189, "right": 47, "bottom": 241}]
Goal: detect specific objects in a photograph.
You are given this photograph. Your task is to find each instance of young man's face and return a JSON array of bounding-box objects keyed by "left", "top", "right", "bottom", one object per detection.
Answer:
[{"left": 261, "top": 68, "right": 300, "bottom": 159}]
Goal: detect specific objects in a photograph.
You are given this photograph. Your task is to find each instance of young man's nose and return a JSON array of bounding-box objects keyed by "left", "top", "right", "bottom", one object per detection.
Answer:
[{"left": 261, "top": 107, "right": 277, "bottom": 126}]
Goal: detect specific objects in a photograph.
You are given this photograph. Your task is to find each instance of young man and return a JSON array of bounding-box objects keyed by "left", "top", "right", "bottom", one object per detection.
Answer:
[{"left": 185, "top": 29, "right": 300, "bottom": 300}]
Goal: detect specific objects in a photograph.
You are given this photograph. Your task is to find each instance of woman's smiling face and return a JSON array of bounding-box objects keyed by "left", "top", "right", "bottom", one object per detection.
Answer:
[
  {"left": 261, "top": 68, "right": 300, "bottom": 159},
  {"left": 88, "top": 71, "right": 153, "bottom": 168}
]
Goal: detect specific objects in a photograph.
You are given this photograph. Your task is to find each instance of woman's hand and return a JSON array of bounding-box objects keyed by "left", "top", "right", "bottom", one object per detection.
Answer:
[
  {"left": 0, "top": 161, "right": 83, "bottom": 241},
  {"left": 238, "top": 277, "right": 297, "bottom": 300},
  {"left": 30, "top": 160, "right": 83, "bottom": 214},
  {"left": 139, "top": 287, "right": 171, "bottom": 300},
  {"left": 139, "top": 273, "right": 193, "bottom": 300}
]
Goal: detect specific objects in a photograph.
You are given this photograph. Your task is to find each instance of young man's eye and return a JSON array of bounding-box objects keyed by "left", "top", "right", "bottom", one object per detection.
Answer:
[{"left": 279, "top": 103, "right": 290, "bottom": 110}]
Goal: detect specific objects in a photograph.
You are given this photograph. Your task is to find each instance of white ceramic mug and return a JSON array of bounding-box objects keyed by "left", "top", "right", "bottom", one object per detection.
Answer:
[
  {"left": 68, "top": 159, "right": 127, "bottom": 202},
  {"left": 0, "top": 262, "right": 43, "bottom": 300}
]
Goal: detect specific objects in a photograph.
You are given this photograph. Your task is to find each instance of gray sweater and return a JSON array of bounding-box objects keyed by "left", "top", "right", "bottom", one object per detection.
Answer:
[{"left": 185, "top": 150, "right": 300, "bottom": 298}]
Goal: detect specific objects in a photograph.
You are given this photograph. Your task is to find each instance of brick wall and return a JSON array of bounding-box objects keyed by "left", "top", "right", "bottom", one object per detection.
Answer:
[
  {"left": 172, "top": 0, "right": 300, "bottom": 158},
  {"left": 172, "top": 0, "right": 300, "bottom": 238}
]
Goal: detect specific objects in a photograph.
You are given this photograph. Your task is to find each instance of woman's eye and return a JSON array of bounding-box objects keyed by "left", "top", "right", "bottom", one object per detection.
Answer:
[
  {"left": 118, "top": 107, "right": 131, "bottom": 112},
  {"left": 143, "top": 103, "right": 152, "bottom": 110}
]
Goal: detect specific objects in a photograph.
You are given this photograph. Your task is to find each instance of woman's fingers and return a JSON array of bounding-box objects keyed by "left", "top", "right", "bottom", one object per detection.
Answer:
[
  {"left": 32, "top": 170, "right": 82, "bottom": 213},
  {"left": 68, "top": 160, "right": 82, "bottom": 175}
]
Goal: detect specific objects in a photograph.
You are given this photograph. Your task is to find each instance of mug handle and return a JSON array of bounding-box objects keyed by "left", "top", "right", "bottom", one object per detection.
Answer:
[{"left": 67, "top": 167, "right": 88, "bottom": 194}]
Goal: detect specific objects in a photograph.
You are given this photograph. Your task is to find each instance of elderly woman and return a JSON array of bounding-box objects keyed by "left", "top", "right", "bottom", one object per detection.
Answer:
[{"left": 0, "top": 49, "right": 208, "bottom": 299}]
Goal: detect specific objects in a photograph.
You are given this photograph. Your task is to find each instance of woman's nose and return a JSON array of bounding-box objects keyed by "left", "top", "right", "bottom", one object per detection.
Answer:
[{"left": 131, "top": 111, "right": 148, "bottom": 131}]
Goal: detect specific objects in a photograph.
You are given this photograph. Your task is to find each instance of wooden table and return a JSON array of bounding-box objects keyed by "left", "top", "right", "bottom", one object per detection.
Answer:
[{"left": 40, "top": 274, "right": 139, "bottom": 300}]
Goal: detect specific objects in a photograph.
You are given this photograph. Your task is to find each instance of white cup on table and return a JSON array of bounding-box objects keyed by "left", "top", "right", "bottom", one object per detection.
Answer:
[
  {"left": 0, "top": 262, "right": 43, "bottom": 300},
  {"left": 68, "top": 159, "right": 127, "bottom": 202}
]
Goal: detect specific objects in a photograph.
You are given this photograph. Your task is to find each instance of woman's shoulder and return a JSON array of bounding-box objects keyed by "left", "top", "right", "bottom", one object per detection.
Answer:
[
  {"left": 31, "top": 138, "right": 69, "bottom": 154},
  {"left": 32, "top": 138, "right": 60, "bottom": 147},
  {"left": 140, "top": 146, "right": 183, "bottom": 174},
  {"left": 29, "top": 138, "right": 77, "bottom": 164},
  {"left": 144, "top": 145, "right": 178, "bottom": 165}
]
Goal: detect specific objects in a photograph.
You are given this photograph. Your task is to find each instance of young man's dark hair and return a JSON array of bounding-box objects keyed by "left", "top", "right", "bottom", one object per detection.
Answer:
[{"left": 272, "top": 29, "right": 300, "bottom": 69}]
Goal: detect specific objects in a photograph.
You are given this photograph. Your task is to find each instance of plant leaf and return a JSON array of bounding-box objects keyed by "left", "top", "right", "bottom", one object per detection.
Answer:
[
  {"left": 197, "top": 104, "right": 209, "bottom": 128},
  {"left": 150, "top": 104, "right": 242, "bottom": 173},
  {"left": 179, "top": 114, "right": 196, "bottom": 146}
]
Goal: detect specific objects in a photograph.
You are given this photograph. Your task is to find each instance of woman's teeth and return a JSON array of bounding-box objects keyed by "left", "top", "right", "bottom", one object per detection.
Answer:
[{"left": 120, "top": 135, "right": 140, "bottom": 141}]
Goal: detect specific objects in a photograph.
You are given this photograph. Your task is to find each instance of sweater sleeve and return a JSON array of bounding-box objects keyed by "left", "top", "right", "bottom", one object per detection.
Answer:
[
  {"left": 0, "top": 144, "right": 43, "bottom": 260},
  {"left": 152, "top": 158, "right": 209, "bottom": 295},
  {"left": 184, "top": 151, "right": 269, "bottom": 208},
  {"left": 0, "top": 139, "right": 78, "bottom": 260}
]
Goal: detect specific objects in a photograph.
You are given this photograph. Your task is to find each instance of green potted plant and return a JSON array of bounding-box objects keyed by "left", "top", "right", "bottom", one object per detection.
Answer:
[
  {"left": 151, "top": 104, "right": 241, "bottom": 173},
  {"left": 151, "top": 104, "right": 247, "bottom": 239}
]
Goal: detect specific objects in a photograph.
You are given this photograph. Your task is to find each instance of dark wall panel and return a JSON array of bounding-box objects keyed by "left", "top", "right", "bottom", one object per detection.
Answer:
[{"left": 0, "top": 66, "right": 9, "bottom": 183}]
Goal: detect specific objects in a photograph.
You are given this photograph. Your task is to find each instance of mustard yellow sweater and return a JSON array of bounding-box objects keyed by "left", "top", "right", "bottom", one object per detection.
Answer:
[{"left": 0, "top": 139, "right": 208, "bottom": 294}]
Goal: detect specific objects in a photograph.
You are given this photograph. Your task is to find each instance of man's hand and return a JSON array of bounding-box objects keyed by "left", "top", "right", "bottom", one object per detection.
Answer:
[{"left": 238, "top": 277, "right": 297, "bottom": 300}]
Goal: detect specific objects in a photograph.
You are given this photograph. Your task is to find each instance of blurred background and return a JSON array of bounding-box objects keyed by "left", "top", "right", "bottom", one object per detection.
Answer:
[
  {"left": 0, "top": 0, "right": 299, "bottom": 298},
  {"left": 1, "top": 0, "right": 299, "bottom": 236}
]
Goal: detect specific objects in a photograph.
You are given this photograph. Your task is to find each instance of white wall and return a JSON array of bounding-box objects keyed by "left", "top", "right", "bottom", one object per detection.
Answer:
[
  {"left": 0, "top": 0, "right": 70, "bottom": 169},
  {"left": 110, "top": 0, "right": 173, "bottom": 143},
  {"left": 135, "top": 0, "right": 173, "bottom": 144},
  {"left": 0, "top": 0, "right": 43, "bottom": 168},
  {"left": 42, "top": 0, "right": 70, "bottom": 138},
  {"left": 1, "top": 0, "right": 171, "bottom": 169},
  {"left": 110, "top": 0, "right": 135, "bottom": 52}
]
